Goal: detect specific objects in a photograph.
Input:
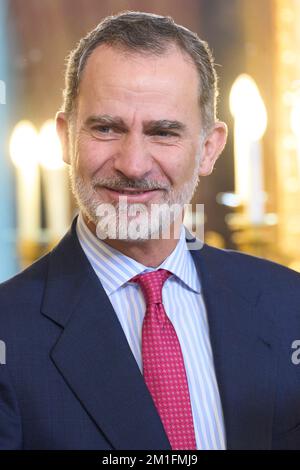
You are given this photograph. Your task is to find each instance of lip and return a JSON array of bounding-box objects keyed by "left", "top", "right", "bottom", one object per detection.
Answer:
[{"left": 101, "top": 187, "right": 163, "bottom": 203}]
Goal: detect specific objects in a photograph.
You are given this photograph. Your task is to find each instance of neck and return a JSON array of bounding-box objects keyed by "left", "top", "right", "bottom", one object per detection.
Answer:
[{"left": 82, "top": 213, "right": 183, "bottom": 268}]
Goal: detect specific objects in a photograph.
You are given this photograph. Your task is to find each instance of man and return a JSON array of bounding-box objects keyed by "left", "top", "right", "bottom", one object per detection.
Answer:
[{"left": 1, "top": 11, "right": 300, "bottom": 451}]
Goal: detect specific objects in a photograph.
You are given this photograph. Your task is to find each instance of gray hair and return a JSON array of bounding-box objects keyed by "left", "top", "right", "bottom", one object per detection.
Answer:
[{"left": 62, "top": 11, "right": 219, "bottom": 131}]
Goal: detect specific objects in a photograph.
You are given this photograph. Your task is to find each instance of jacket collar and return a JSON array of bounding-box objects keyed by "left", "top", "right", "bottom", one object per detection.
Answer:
[{"left": 76, "top": 212, "right": 200, "bottom": 296}]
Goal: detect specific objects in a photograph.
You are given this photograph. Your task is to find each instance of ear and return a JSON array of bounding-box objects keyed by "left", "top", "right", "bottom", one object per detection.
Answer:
[
  {"left": 199, "top": 121, "right": 228, "bottom": 176},
  {"left": 56, "top": 111, "right": 71, "bottom": 165}
]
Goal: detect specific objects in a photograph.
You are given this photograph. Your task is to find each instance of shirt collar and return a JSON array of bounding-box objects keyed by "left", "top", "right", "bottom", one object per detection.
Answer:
[{"left": 76, "top": 211, "right": 201, "bottom": 295}]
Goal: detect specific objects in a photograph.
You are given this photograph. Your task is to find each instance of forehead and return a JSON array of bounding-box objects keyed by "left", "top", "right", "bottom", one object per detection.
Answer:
[{"left": 77, "top": 44, "right": 200, "bottom": 122}]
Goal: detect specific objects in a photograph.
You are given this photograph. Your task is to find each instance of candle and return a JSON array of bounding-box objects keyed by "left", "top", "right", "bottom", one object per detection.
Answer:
[
  {"left": 39, "top": 120, "right": 70, "bottom": 241},
  {"left": 230, "top": 74, "right": 267, "bottom": 224},
  {"left": 290, "top": 94, "right": 300, "bottom": 173},
  {"left": 248, "top": 139, "right": 265, "bottom": 224},
  {"left": 9, "top": 121, "right": 40, "bottom": 242}
]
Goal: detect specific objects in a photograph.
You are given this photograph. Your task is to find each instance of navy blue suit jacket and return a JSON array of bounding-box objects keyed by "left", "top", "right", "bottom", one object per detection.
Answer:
[{"left": 1, "top": 218, "right": 300, "bottom": 450}]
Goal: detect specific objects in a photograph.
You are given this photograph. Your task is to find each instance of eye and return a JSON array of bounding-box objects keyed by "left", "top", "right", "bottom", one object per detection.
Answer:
[
  {"left": 153, "top": 130, "right": 178, "bottom": 137},
  {"left": 156, "top": 130, "right": 172, "bottom": 137},
  {"left": 90, "top": 125, "right": 122, "bottom": 140},
  {"left": 92, "top": 125, "right": 112, "bottom": 134},
  {"left": 149, "top": 130, "right": 180, "bottom": 144}
]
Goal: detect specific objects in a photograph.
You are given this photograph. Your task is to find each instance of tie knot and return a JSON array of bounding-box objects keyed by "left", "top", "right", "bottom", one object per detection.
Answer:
[{"left": 130, "top": 269, "right": 172, "bottom": 305}]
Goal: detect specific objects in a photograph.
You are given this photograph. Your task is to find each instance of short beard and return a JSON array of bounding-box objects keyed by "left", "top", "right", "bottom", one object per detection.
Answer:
[{"left": 69, "top": 143, "right": 203, "bottom": 241}]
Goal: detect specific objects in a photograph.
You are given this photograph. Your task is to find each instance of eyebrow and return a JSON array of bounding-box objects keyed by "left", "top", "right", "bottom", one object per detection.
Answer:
[
  {"left": 84, "top": 114, "right": 187, "bottom": 134},
  {"left": 144, "top": 119, "right": 187, "bottom": 134}
]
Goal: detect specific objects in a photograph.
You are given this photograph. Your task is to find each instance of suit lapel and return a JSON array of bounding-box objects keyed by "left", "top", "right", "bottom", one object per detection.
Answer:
[
  {"left": 190, "top": 242, "right": 278, "bottom": 449},
  {"left": 41, "top": 220, "right": 171, "bottom": 450}
]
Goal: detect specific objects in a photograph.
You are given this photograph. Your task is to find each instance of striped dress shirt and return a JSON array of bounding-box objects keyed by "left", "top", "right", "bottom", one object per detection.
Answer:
[{"left": 76, "top": 212, "right": 226, "bottom": 450}]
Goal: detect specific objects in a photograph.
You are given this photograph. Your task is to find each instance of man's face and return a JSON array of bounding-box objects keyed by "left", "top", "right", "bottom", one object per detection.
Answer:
[{"left": 58, "top": 44, "right": 225, "bottom": 240}]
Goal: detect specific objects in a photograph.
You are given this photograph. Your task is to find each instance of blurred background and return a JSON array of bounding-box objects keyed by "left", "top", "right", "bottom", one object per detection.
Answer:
[{"left": 1, "top": 0, "right": 300, "bottom": 281}]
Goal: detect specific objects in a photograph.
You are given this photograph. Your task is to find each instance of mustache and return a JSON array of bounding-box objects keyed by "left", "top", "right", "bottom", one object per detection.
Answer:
[{"left": 92, "top": 176, "right": 170, "bottom": 192}]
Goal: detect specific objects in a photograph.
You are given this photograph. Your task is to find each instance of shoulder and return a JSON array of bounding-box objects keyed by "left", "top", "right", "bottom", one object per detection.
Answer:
[
  {"left": 0, "top": 221, "right": 84, "bottom": 329},
  {"left": 202, "top": 242, "right": 300, "bottom": 275},
  {"left": 0, "top": 251, "right": 50, "bottom": 295},
  {"left": 0, "top": 220, "right": 77, "bottom": 303},
  {"left": 193, "top": 244, "right": 300, "bottom": 337},
  {"left": 0, "top": 252, "right": 51, "bottom": 324},
  {"left": 197, "top": 243, "right": 300, "bottom": 295},
  {"left": 0, "top": 252, "right": 55, "bottom": 371}
]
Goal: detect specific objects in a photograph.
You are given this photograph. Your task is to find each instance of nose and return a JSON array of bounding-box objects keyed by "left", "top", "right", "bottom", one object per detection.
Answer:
[{"left": 113, "top": 132, "right": 153, "bottom": 180}]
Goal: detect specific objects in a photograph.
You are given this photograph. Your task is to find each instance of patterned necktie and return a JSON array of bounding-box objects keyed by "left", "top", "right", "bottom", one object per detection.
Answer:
[{"left": 130, "top": 269, "right": 197, "bottom": 450}]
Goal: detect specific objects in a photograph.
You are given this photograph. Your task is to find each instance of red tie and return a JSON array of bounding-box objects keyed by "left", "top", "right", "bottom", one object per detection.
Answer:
[{"left": 130, "top": 269, "right": 197, "bottom": 450}]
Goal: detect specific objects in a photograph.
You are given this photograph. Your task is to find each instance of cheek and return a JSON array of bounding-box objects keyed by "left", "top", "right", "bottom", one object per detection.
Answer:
[
  {"left": 75, "top": 136, "right": 113, "bottom": 176},
  {"left": 157, "top": 146, "right": 197, "bottom": 186}
]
